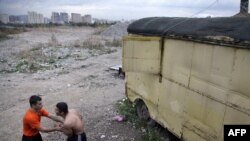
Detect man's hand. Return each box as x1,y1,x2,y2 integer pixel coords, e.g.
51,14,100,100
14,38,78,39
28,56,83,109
56,123,73,136
54,122,63,128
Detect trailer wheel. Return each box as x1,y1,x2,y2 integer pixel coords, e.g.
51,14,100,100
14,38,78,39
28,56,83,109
136,100,156,126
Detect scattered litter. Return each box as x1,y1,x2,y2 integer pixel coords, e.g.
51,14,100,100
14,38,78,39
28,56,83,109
109,64,125,78
109,65,122,71
101,135,106,138
67,84,71,87
112,135,118,138
112,115,124,122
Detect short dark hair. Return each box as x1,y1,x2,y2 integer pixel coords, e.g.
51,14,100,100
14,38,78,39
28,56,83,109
29,95,42,107
56,102,68,114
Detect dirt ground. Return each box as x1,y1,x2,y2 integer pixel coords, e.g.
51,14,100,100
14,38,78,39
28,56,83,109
0,27,143,141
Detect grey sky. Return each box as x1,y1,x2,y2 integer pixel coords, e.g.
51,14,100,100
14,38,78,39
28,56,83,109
0,0,245,20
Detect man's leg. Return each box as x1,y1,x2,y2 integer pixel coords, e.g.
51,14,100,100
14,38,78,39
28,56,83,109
33,133,43,141
22,133,43,141
80,133,87,141
22,135,30,141
67,136,72,141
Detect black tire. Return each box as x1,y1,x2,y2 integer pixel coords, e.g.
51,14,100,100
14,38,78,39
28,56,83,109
136,101,156,126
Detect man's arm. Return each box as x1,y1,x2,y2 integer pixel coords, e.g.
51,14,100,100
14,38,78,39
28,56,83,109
28,116,60,133
46,114,64,123
37,126,60,133
59,126,73,136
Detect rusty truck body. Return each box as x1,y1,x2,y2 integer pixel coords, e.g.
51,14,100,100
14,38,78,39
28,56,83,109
122,17,250,141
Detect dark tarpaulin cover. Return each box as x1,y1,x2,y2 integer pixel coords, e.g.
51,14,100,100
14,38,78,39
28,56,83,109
127,17,250,46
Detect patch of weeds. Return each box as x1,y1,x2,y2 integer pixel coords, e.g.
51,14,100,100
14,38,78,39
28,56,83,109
16,47,57,73
142,128,166,141
0,27,27,34
116,98,141,124
88,47,117,56
30,47,40,51
0,69,16,73
48,58,56,64
15,60,43,73
74,44,81,47
74,40,81,47
116,98,167,141
82,37,104,50
80,37,118,56
57,70,70,75
0,27,27,41
29,62,42,72
105,38,122,47
63,54,71,59
48,34,59,47
30,43,45,51
105,48,117,54
0,32,11,41
16,59,29,72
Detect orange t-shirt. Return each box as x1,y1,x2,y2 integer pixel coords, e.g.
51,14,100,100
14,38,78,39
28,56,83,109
22,108,49,136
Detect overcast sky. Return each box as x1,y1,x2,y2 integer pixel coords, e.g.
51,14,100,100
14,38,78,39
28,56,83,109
0,0,246,20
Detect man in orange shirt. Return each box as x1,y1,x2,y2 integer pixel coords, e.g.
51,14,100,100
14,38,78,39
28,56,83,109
22,95,63,141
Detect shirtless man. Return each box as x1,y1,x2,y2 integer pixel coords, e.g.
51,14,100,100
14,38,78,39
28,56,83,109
55,102,86,141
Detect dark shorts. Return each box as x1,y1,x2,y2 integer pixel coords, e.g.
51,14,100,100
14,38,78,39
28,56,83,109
22,133,43,141
67,132,87,141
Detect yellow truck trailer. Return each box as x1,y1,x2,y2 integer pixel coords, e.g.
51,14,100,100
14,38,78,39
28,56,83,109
122,17,250,141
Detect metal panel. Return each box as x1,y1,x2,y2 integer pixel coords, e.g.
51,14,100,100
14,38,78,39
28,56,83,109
162,39,194,87
230,50,250,97
122,35,161,74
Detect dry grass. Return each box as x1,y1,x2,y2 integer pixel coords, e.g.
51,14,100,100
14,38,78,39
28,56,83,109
0,32,9,41
0,27,28,41
4,33,119,73
48,34,59,47
16,46,48,72
105,38,122,47
82,37,105,49
0,27,27,35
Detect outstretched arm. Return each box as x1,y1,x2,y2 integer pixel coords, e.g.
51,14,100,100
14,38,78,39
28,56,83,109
29,116,61,133
46,114,64,123
37,126,60,133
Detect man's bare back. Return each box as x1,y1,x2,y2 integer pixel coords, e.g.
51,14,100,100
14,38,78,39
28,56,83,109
55,102,87,141
64,109,84,135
